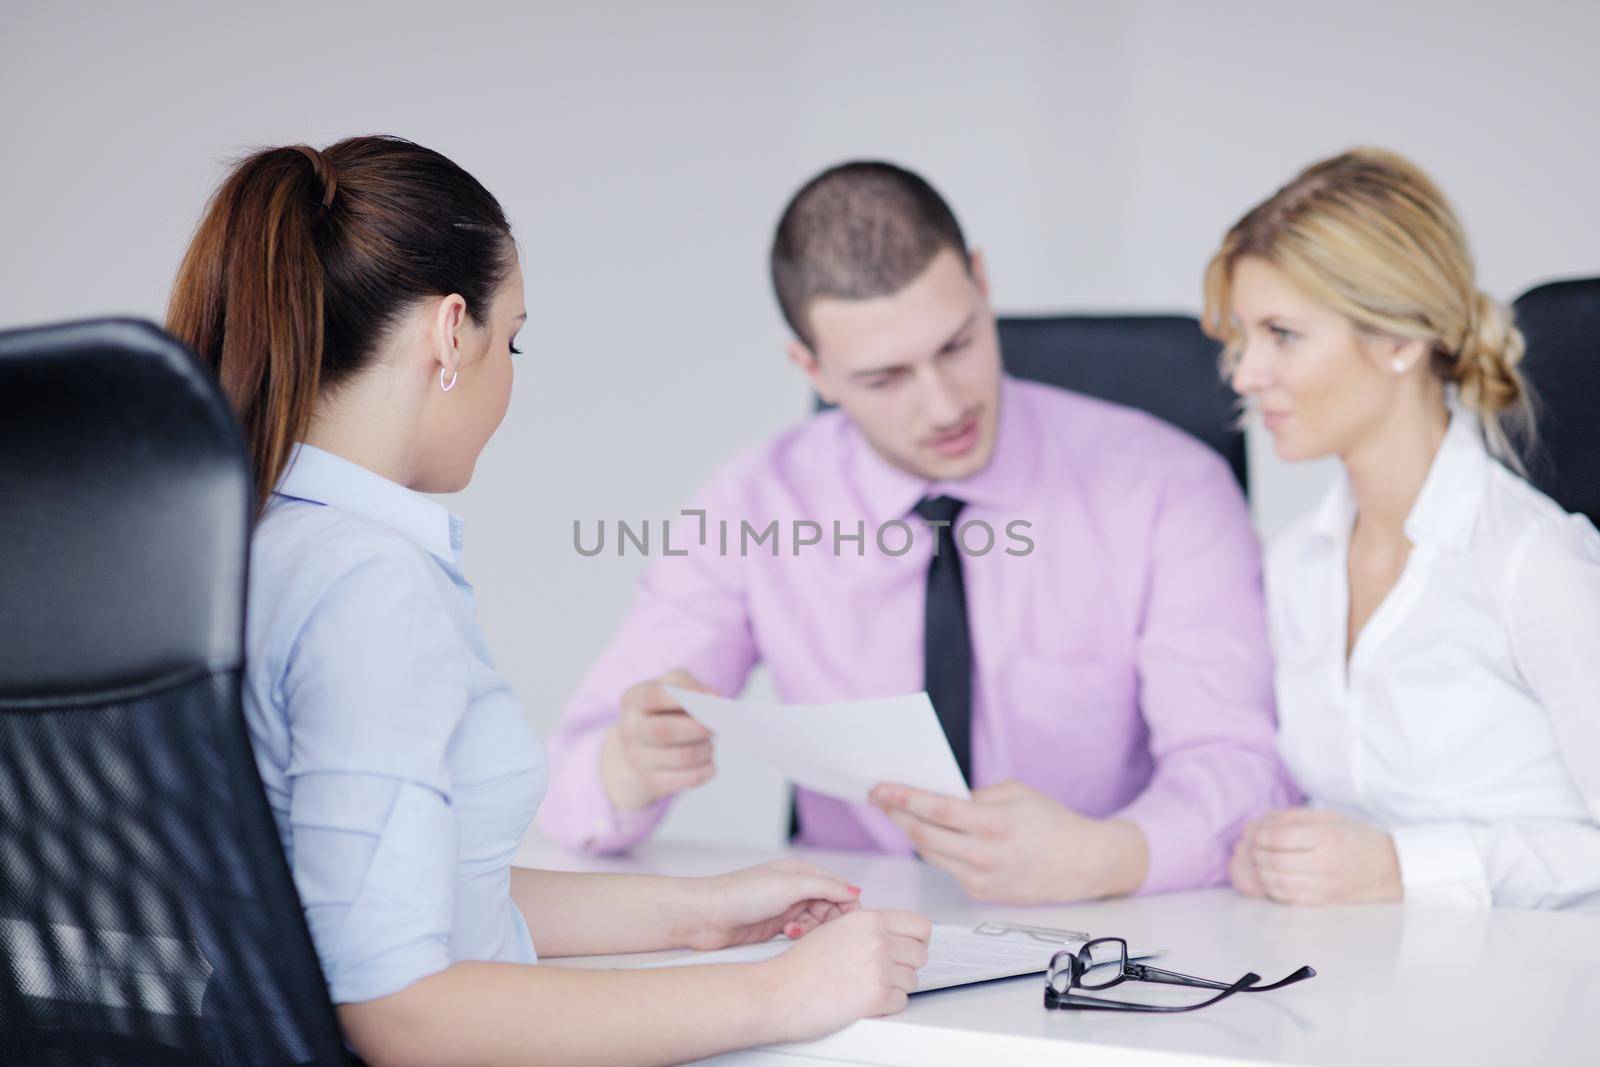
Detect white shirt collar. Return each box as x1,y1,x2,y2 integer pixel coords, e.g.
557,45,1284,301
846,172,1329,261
274,444,461,565
1312,409,1490,552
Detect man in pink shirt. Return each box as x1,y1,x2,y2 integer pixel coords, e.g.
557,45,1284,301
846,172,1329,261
541,162,1294,903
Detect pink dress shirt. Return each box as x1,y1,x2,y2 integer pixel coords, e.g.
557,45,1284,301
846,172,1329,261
541,377,1294,893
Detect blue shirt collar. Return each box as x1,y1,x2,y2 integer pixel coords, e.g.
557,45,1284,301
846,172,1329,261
274,444,462,566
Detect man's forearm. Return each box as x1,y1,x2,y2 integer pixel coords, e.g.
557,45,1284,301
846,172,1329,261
1085,817,1150,898
540,718,672,853
1117,746,1291,893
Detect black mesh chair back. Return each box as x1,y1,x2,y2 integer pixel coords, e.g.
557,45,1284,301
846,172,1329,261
1513,277,1600,528
996,314,1247,493
0,319,350,1065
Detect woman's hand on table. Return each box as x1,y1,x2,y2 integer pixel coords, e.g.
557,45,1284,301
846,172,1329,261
760,908,933,1042
673,858,863,951
1231,808,1403,905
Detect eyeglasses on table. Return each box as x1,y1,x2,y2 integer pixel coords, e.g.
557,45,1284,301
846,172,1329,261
1044,936,1316,1013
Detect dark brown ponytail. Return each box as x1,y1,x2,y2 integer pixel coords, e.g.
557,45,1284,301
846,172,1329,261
166,136,514,516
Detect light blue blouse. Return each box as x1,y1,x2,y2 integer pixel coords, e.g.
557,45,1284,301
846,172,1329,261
243,444,547,1003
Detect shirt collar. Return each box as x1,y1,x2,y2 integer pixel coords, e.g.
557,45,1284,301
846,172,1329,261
274,444,462,565
1403,409,1490,550
849,375,1039,523
1309,470,1356,543
1311,408,1490,551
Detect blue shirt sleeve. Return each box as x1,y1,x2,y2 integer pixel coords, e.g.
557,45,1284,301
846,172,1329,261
277,540,471,1003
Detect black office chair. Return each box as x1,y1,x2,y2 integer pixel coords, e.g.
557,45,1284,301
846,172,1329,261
996,314,1246,493
0,320,351,1065
1513,277,1600,528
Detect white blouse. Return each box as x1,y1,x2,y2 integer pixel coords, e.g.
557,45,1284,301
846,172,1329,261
1268,412,1600,910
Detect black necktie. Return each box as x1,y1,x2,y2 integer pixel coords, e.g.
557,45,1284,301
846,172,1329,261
914,495,972,785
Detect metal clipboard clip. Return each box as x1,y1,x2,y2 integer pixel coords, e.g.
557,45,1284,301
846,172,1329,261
972,920,1091,945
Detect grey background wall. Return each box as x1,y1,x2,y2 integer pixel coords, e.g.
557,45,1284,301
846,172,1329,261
4,1,1597,848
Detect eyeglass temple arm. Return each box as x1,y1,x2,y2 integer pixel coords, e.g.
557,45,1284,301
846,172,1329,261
1239,964,1317,991
1046,973,1261,1013
1133,963,1316,993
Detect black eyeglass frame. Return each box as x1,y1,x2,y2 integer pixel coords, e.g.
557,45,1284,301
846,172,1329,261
1043,937,1316,1013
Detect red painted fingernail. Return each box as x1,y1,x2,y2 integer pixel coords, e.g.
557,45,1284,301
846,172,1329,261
847,885,862,896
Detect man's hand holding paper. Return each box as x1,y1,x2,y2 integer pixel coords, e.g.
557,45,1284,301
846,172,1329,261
868,780,1150,905
662,686,970,805
600,669,719,811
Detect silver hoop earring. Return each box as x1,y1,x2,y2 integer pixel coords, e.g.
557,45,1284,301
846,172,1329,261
440,367,458,392
1390,357,1407,374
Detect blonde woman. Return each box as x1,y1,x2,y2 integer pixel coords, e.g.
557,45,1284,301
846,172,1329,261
1206,148,1600,910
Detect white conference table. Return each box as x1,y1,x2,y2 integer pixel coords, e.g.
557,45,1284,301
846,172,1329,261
517,838,1599,1067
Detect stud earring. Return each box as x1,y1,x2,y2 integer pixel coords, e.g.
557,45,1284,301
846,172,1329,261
1391,357,1407,374
440,367,458,392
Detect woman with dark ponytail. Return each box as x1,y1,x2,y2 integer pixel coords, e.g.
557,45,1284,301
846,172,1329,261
1204,147,1600,913
168,136,930,1066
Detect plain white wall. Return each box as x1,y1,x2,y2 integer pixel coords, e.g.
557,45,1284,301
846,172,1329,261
4,1,1597,847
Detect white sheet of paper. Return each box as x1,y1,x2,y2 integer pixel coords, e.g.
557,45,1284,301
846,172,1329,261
665,686,970,804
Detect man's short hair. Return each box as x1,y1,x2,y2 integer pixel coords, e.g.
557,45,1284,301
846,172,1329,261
770,161,970,345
